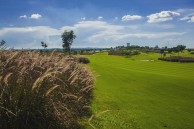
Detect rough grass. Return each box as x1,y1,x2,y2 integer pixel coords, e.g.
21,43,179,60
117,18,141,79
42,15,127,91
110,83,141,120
86,52,194,129
0,51,94,129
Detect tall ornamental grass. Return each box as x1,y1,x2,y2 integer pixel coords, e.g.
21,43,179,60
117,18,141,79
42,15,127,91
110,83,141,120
0,51,94,129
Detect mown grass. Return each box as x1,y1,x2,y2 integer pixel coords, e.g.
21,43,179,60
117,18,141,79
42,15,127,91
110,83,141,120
85,52,194,129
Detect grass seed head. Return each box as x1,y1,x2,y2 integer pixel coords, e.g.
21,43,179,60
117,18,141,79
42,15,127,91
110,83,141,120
0,50,94,129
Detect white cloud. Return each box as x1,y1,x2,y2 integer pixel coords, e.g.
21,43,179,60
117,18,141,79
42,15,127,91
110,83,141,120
86,30,185,44
81,17,86,20
30,13,42,19
19,14,42,20
114,17,118,20
176,9,194,23
180,16,190,21
9,24,14,27
180,16,194,23
176,8,194,14
97,16,103,20
0,26,60,49
0,26,59,36
0,20,187,48
122,15,143,21
60,21,126,34
147,11,180,23
188,16,194,22
60,21,185,45
19,15,27,19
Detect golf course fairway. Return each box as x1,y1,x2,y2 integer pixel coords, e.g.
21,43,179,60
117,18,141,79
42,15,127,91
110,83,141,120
85,52,194,129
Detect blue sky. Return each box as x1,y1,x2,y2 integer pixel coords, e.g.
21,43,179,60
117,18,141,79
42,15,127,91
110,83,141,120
0,0,194,49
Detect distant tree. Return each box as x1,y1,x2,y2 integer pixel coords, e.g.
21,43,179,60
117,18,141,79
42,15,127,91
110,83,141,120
164,46,168,50
187,49,192,52
160,49,164,58
168,48,173,54
0,40,6,49
0,40,6,46
154,45,159,49
145,46,150,49
41,42,48,49
61,30,76,54
176,45,186,52
172,45,186,56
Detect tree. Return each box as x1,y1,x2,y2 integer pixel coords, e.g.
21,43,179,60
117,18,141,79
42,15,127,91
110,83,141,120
154,45,159,49
0,40,6,49
0,40,5,46
164,46,168,50
176,45,186,52
160,49,164,58
172,45,186,56
41,42,48,49
61,30,76,54
188,49,192,52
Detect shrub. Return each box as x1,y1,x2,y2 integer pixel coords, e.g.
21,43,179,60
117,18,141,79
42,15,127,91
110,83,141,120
108,50,140,56
179,58,194,62
190,51,194,54
108,50,122,56
131,50,140,55
78,57,90,64
80,50,95,55
0,51,94,129
121,50,131,56
158,56,194,63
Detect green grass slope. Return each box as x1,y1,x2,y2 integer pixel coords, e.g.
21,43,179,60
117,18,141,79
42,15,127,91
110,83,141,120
86,52,194,129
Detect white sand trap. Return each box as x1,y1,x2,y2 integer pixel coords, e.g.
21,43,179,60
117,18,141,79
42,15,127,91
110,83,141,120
138,60,154,62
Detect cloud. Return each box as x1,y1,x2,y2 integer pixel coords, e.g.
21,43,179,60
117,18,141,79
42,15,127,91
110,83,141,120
9,24,14,27
19,14,42,20
180,16,194,23
61,21,185,46
180,16,190,21
97,16,103,20
86,29,185,44
114,17,118,20
177,9,194,23
122,15,143,21
19,15,27,19
176,8,194,14
0,20,187,49
30,13,42,19
188,16,194,22
147,11,180,23
81,17,86,20
0,26,60,49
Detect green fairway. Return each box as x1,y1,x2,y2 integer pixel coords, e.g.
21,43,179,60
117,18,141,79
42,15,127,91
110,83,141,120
85,52,194,129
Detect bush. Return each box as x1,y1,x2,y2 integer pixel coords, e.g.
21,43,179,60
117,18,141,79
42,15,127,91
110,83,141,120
78,57,90,64
131,50,140,55
190,51,194,54
179,58,194,62
108,50,140,56
0,51,94,129
158,56,194,63
108,50,122,56
80,50,95,55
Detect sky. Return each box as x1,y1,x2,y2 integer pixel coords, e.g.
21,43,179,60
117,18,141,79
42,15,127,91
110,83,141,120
0,0,194,49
